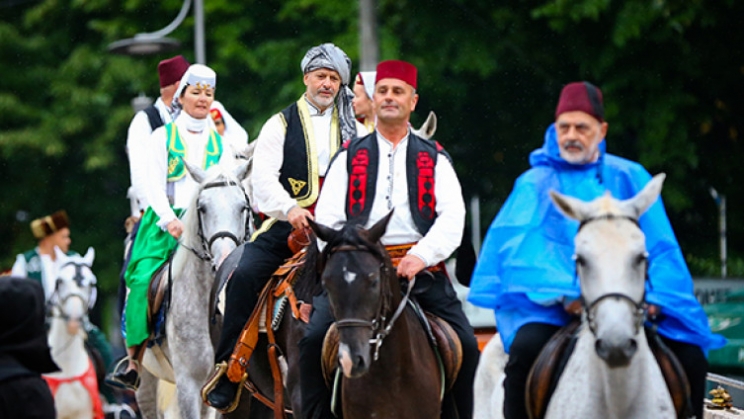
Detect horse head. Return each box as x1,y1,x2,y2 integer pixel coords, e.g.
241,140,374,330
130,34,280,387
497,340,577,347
50,246,97,335
309,212,396,378
182,159,252,270
549,173,666,368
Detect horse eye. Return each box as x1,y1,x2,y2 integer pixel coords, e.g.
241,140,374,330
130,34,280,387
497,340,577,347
635,252,648,265
198,205,206,214
573,254,586,267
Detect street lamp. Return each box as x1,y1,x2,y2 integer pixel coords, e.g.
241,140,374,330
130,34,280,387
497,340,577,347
107,0,206,65
709,187,727,278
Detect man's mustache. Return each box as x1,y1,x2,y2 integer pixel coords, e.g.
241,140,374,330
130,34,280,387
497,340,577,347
563,140,584,151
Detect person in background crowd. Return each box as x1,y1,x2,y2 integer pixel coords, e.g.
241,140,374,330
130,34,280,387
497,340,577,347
352,71,376,133
10,211,115,406
0,277,58,419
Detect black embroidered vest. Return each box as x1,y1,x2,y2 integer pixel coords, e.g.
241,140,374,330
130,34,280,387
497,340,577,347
278,99,341,208
344,132,448,235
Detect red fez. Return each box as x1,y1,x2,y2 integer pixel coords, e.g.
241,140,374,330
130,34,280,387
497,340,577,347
210,108,223,121
158,55,190,88
375,60,417,89
555,81,604,122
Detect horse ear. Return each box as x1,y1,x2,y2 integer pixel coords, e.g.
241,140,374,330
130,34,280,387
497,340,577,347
412,111,437,140
184,158,207,184
53,246,66,262
367,210,394,243
549,190,590,222
232,159,251,181
308,218,338,243
622,173,666,218
82,247,95,266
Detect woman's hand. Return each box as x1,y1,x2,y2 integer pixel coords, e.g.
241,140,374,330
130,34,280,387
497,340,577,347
167,219,185,239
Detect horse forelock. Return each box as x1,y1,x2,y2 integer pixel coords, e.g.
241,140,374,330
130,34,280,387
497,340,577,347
180,165,242,246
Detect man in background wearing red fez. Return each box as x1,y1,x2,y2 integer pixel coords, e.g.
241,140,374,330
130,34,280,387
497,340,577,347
302,60,479,419
469,82,724,419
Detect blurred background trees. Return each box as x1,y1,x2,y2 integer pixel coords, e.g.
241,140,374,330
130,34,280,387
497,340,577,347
1,0,742,312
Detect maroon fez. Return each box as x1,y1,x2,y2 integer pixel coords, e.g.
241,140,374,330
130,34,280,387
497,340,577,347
158,55,190,88
375,60,417,89
555,81,605,122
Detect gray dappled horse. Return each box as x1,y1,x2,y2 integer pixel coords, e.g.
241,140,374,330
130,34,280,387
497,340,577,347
473,174,676,419
136,160,252,419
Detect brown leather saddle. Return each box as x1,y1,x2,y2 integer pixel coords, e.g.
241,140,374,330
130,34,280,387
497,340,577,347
525,320,691,419
321,311,463,393
146,261,171,334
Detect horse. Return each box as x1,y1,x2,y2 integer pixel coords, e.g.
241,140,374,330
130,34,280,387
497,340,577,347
307,212,442,419
135,159,252,419
44,246,103,419
472,173,676,419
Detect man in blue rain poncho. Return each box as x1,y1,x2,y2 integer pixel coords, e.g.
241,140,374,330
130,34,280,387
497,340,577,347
468,81,725,419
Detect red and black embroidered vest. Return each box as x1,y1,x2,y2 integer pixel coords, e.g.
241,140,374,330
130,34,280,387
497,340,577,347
278,99,341,208
344,132,448,235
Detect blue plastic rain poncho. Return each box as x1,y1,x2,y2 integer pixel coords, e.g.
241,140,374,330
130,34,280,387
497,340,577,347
468,124,725,353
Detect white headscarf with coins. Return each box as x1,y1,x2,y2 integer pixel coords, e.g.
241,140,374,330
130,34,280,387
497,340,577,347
301,43,357,142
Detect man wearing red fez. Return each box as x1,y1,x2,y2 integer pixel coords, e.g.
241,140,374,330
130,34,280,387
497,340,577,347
298,60,479,419
469,82,723,419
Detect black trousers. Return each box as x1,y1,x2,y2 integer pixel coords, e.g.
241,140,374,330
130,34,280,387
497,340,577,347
214,221,293,363
299,270,480,419
503,322,708,419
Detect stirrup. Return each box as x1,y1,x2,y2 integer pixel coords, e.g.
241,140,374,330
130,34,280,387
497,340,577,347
105,357,141,391
201,361,247,414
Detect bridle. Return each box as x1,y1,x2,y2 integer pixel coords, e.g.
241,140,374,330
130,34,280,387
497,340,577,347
325,244,416,361
183,179,252,267
575,214,649,337
48,260,95,320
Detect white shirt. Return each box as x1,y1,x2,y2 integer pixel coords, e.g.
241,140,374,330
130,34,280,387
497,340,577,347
144,113,245,229
251,96,366,220
11,249,58,301
315,131,466,267
126,98,173,215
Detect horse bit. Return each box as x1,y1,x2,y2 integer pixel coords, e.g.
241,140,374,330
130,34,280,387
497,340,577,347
328,244,417,361
575,214,649,337
183,179,252,268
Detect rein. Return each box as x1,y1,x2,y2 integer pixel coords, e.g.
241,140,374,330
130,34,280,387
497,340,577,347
182,179,252,267
328,244,415,361
575,213,648,337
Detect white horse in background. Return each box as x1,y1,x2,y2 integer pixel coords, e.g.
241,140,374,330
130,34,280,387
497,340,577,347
136,160,252,419
44,247,102,419
473,174,676,419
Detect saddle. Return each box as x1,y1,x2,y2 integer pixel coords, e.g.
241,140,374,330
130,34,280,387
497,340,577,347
525,320,691,419
206,249,312,417
320,309,463,394
146,261,171,336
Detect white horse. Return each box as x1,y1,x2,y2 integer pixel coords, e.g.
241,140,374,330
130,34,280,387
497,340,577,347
473,173,676,419
44,247,102,419
137,160,252,419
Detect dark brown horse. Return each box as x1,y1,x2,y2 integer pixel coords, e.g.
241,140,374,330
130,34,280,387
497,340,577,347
309,213,442,419
212,238,323,419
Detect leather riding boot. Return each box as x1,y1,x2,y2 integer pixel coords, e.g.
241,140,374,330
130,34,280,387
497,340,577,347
205,374,239,411
107,344,143,391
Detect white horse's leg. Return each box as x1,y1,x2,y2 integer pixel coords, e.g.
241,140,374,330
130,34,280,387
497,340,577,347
473,334,508,419
136,367,163,419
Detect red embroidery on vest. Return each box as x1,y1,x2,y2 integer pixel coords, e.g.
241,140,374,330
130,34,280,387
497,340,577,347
349,149,370,216
417,151,436,219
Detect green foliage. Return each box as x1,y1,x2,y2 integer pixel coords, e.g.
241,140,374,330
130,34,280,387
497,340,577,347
1,0,743,320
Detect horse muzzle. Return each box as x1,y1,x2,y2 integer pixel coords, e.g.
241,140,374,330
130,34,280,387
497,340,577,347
595,336,638,368
338,342,371,378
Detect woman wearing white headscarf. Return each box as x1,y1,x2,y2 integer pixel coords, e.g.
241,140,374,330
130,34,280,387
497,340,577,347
113,64,243,390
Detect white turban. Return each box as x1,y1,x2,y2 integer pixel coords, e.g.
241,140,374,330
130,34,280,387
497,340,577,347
172,64,217,119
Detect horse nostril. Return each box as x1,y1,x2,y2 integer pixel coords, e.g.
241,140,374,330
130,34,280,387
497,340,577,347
355,354,366,369
623,338,638,359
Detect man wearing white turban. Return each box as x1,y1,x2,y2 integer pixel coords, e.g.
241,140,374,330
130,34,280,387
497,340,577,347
203,42,365,412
